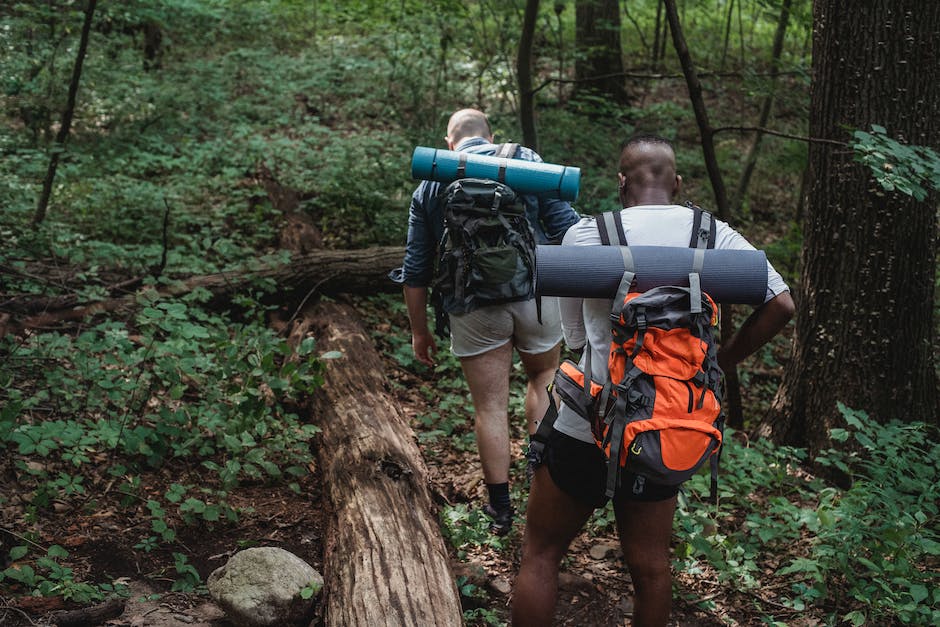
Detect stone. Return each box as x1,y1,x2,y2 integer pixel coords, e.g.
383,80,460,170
206,547,323,627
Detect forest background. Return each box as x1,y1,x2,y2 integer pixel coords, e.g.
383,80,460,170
0,1,938,626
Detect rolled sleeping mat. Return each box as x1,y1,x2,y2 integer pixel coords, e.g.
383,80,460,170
535,244,769,305
411,146,581,201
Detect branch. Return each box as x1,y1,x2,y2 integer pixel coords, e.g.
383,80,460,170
711,126,848,147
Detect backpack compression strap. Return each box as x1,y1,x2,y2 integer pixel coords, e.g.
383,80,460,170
453,142,519,181
585,211,634,394
687,202,723,503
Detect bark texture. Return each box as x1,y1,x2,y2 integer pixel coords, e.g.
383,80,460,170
305,302,462,627
765,0,939,450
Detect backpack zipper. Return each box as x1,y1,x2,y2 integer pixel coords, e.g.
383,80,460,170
683,380,694,413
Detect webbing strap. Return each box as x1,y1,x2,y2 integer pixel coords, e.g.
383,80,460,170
583,345,593,397
605,399,629,498
457,153,467,179
688,203,716,249
698,211,713,248
610,246,635,319
528,383,558,466
689,273,702,314
494,143,518,159
491,189,503,211
494,143,518,183
692,247,705,274
596,211,624,246
612,270,635,319
596,216,611,246
612,211,627,246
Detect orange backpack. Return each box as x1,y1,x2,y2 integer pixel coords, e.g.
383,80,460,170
531,205,724,498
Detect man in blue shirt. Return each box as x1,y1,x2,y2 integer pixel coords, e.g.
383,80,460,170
397,108,579,534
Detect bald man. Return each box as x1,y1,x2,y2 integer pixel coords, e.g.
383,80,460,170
512,134,794,625
396,108,580,535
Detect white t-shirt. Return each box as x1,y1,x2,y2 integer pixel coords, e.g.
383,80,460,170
554,206,790,443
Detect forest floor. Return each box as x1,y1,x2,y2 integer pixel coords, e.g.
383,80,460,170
1,292,789,627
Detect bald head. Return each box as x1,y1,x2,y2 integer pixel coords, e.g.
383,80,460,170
446,108,493,147
618,135,681,207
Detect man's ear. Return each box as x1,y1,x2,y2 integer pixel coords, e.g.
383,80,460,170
618,173,627,207
673,174,682,199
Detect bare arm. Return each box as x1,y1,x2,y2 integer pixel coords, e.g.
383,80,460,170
403,285,437,366
717,291,795,372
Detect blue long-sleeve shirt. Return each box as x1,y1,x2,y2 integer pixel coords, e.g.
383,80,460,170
398,137,580,289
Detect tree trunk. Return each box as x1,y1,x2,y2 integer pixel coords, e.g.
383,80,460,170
664,0,746,429
33,0,97,225
303,302,463,627
518,0,540,150
651,0,663,68
764,0,939,453
720,0,735,72
574,0,629,104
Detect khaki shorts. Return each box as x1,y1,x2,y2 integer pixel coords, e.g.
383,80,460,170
449,297,563,358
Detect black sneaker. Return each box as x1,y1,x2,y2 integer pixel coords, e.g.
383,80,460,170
483,503,514,536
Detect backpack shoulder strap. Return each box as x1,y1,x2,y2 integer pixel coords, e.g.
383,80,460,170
493,143,519,184
688,202,716,249
596,210,627,247
494,142,519,159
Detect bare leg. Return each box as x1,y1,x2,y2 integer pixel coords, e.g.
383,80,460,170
614,496,678,627
517,342,561,435
512,465,594,626
460,342,514,484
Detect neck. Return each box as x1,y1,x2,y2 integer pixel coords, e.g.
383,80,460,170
623,191,673,208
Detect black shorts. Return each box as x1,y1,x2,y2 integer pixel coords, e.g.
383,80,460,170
541,428,680,509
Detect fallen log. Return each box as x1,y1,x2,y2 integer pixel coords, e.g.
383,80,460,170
302,302,462,627
7,246,404,330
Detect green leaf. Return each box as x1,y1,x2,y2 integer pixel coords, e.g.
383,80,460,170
9,546,29,561
910,583,928,603
182,498,206,514
47,545,69,559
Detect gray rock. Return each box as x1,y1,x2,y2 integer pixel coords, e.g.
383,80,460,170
207,547,323,627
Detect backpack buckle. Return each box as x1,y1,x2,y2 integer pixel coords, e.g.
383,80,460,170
491,190,502,211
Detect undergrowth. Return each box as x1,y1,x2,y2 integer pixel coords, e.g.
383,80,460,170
367,294,940,626
0,288,325,596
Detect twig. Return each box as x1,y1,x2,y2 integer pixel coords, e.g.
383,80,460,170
285,273,338,328
0,526,48,554
710,125,848,147
0,601,44,627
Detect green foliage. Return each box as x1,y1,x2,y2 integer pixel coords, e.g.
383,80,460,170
459,574,505,626
0,0,825,618
676,409,940,625
0,291,323,599
812,404,940,625
852,124,940,201
440,504,509,558
299,579,322,600
1,544,129,603
2,296,323,487
170,552,202,592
